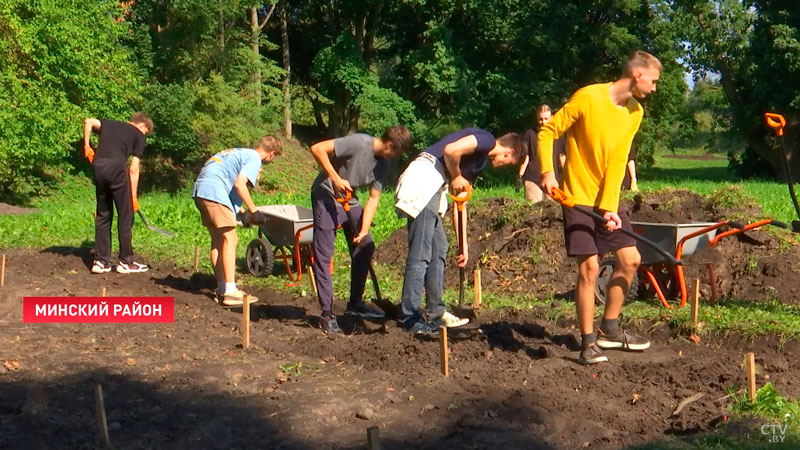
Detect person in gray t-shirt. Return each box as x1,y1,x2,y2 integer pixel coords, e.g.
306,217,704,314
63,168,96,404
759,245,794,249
310,126,412,333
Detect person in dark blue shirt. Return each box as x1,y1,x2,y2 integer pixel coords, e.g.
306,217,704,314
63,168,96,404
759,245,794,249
395,128,524,334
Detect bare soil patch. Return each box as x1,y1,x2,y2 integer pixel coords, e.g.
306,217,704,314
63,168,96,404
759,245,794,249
2,188,800,449
0,202,39,216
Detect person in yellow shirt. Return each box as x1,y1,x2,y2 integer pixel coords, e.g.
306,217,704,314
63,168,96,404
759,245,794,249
538,51,662,364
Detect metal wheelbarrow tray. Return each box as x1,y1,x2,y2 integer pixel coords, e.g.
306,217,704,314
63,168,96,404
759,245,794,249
242,205,314,283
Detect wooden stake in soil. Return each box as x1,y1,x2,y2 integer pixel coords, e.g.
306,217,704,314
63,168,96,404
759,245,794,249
243,297,251,350
101,287,106,298
307,265,318,295
366,426,381,450
94,383,111,447
473,268,482,308
747,352,757,403
691,279,700,327
193,246,200,272
440,325,449,377
1,254,5,288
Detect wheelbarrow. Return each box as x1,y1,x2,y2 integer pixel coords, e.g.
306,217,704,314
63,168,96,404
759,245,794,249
595,219,787,308
241,205,315,285
595,221,722,308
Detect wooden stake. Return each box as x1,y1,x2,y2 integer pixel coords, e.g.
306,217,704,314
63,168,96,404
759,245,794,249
193,246,200,272
440,325,449,377
691,279,700,327
473,268,482,309
366,426,381,450
101,287,106,298
94,383,111,447
1,254,5,288
307,265,318,295
243,298,250,350
747,352,756,404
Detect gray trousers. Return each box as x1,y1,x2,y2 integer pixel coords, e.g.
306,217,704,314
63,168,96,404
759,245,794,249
311,190,374,314
400,193,448,326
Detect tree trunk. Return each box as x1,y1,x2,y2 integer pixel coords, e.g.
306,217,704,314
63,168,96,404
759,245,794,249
280,0,292,138
217,0,225,53
250,6,261,107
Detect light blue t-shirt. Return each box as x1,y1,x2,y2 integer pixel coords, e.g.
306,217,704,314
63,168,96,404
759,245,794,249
192,148,262,213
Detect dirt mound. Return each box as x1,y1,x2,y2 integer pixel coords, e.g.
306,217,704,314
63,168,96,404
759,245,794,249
376,190,800,304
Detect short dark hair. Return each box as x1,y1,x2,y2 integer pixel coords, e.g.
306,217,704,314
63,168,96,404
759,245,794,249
255,135,283,155
129,112,153,134
538,104,552,114
381,125,412,154
623,51,663,77
497,132,524,164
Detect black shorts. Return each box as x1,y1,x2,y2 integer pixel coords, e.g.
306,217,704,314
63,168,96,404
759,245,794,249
562,206,637,257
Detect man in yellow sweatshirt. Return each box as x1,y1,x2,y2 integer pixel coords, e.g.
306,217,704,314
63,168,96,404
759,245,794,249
538,51,662,364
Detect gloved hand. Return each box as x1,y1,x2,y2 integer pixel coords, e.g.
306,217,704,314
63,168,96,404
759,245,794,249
630,179,639,192
132,196,139,212
249,211,267,225
515,176,522,192
84,144,95,163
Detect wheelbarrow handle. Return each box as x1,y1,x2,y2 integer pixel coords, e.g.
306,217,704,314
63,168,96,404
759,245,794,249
765,113,786,136
551,188,681,266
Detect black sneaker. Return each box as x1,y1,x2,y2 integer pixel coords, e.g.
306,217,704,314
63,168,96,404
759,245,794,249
578,343,609,365
404,320,439,335
345,301,385,319
320,315,341,334
596,329,651,351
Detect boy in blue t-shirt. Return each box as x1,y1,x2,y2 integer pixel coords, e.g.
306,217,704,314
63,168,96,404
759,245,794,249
395,129,524,334
193,136,283,307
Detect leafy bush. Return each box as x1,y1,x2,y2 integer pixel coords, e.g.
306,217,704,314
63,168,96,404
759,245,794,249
0,0,143,202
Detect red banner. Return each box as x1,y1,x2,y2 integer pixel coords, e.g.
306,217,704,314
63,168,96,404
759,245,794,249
23,297,174,323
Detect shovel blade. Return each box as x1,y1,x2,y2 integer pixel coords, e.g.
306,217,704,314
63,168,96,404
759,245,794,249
450,304,477,321
372,297,402,320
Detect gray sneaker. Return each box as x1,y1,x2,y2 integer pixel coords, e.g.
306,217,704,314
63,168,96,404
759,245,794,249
578,343,609,365
320,315,341,334
404,321,439,335
596,329,651,351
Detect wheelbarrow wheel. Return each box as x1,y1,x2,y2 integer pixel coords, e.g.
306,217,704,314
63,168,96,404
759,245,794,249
594,257,639,305
246,238,274,277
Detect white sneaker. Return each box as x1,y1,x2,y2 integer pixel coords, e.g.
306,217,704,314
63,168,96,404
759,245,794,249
439,311,469,328
116,261,149,273
91,260,113,274
221,289,258,307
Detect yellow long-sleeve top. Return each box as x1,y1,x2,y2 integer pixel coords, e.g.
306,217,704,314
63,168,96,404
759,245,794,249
538,82,642,213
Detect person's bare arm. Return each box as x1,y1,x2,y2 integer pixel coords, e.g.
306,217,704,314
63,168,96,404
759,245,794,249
353,188,381,244
129,156,140,210
518,154,529,177
443,135,478,193
310,139,352,194
627,160,639,192
233,172,258,214
83,119,101,146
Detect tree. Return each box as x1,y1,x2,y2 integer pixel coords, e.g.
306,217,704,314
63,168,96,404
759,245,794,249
0,0,143,201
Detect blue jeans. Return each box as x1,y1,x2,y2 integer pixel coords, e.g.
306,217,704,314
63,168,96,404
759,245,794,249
401,193,447,327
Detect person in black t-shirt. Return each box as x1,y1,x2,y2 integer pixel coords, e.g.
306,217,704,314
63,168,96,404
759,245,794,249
621,144,639,192
517,105,565,202
83,112,153,274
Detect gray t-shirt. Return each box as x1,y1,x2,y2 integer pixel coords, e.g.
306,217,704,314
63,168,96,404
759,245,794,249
311,133,389,204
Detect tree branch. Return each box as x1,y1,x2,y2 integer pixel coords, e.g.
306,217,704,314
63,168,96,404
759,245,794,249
259,4,276,31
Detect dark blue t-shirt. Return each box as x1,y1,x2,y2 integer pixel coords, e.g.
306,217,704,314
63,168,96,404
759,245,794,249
423,128,496,182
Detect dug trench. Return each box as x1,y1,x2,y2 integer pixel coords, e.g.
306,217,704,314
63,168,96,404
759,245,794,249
1,189,799,449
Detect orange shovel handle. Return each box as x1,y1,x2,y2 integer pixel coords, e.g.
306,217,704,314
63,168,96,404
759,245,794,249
765,113,786,136
550,187,575,207
335,190,352,212
449,185,472,211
